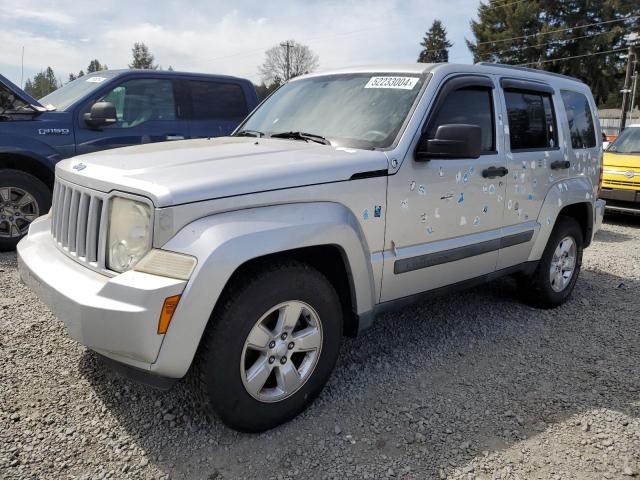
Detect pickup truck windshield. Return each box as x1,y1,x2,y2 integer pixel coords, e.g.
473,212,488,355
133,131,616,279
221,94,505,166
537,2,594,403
607,127,640,154
39,72,119,111
238,73,427,149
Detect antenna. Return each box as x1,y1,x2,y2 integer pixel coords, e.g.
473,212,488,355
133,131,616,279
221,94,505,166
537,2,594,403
21,46,24,88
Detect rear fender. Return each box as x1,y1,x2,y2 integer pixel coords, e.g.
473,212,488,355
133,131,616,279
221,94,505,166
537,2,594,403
529,177,596,261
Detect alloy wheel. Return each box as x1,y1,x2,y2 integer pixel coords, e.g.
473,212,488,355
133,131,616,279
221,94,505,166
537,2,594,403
240,301,323,403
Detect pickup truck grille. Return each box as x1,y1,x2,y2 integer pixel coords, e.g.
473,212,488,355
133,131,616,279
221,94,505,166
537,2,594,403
51,179,106,266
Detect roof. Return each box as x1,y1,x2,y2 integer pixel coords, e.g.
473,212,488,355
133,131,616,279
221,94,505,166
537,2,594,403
295,62,586,87
86,69,250,83
296,63,436,80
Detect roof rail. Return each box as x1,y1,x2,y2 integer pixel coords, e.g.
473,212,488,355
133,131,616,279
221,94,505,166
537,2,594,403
475,62,583,83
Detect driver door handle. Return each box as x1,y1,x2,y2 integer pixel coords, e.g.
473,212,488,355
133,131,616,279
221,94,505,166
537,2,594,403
551,160,571,170
166,134,185,141
482,166,509,178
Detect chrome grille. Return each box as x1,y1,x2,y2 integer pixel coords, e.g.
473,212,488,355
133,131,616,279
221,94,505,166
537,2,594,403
51,179,106,266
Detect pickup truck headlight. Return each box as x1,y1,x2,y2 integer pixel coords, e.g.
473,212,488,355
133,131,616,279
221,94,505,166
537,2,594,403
107,197,152,273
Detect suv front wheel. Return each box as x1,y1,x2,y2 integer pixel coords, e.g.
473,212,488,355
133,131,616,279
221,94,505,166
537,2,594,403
192,260,343,432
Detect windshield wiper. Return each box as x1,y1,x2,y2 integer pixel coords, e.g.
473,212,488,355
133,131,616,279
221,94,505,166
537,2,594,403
270,131,332,146
235,129,265,138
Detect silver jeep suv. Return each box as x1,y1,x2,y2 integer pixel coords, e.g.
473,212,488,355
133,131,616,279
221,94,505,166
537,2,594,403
18,63,605,431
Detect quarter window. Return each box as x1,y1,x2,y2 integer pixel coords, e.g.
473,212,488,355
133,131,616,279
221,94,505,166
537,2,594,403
561,90,596,149
100,78,176,128
188,81,248,121
505,90,557,150
428,87,495,152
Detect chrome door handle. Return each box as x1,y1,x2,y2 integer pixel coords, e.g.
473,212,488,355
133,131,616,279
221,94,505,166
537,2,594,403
166,135,185,140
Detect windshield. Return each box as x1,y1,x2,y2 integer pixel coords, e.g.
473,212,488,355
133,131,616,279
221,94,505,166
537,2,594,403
38,72,119,110
607,127,640,154
237,73,427,149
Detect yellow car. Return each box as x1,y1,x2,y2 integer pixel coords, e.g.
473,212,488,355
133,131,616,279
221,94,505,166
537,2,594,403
600,124,640,214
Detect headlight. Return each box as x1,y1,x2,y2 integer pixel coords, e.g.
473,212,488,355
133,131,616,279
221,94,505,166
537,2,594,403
107,197,152,273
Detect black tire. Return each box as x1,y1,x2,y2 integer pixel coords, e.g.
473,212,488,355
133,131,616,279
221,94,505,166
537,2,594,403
0,169,51,252
517,216,583,308
191,260,343,432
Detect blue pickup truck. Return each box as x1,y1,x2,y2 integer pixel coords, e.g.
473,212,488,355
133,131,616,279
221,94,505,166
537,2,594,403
0,69,258,250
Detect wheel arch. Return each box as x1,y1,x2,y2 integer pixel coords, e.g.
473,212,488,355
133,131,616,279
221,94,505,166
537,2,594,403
151,202,378,378
529,178,596,261
0,152,55,190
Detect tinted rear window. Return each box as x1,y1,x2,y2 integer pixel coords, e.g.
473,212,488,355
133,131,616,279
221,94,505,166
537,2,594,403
505,90,557,150
189,81,247,121
561,90,596,149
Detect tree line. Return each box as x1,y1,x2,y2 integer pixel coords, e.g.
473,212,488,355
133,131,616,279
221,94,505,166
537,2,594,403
24,0,640,108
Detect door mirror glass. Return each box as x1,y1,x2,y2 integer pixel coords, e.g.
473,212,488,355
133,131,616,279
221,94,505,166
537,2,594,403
416,124,482,160
83,101,117,128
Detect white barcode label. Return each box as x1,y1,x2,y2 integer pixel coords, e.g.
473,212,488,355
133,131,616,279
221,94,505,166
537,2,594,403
364,76,419,90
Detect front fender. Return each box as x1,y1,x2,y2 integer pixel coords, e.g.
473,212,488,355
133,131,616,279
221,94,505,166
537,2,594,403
151,202,377,378
529,177,595,261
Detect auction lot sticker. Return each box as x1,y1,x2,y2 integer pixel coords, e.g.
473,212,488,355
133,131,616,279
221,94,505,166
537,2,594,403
365,76,419,89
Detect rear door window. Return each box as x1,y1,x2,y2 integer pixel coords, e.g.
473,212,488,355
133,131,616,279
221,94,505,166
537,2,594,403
188,81,248,122
561,90,596,149
505,90,557,150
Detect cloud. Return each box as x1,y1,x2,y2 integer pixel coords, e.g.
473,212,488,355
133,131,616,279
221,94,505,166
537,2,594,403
0,6,75,25
0,0,476,86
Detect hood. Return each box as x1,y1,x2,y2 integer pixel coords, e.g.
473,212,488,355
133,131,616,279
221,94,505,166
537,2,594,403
0,73,47,114
603,152,640,169
56,137,390,207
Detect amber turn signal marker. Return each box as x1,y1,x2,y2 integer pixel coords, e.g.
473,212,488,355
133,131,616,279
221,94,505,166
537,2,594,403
158,295,181,334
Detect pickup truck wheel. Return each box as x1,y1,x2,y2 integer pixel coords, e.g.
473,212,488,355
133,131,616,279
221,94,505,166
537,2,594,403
517,216,583,308
192,260,343,432
0,170,51,252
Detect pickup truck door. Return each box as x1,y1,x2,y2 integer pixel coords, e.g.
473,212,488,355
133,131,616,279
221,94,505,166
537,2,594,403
381,74,508,302
75,77,189,155
183,79,251,138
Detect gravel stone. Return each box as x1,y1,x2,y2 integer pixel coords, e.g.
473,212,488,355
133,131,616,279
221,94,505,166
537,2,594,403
1,214,639,479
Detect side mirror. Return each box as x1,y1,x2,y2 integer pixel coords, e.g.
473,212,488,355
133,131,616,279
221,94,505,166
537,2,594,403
415,124,482,161
83,101,117,128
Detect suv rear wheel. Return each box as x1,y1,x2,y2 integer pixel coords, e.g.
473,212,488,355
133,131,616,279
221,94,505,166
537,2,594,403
192,260,343,432
517,216,583,308
0,169,51,251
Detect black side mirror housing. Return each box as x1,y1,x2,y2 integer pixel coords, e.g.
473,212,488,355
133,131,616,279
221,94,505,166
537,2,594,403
83,101,117,128
415,124,482,161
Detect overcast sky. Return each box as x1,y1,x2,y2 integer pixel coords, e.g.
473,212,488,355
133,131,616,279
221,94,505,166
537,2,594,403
0,0,478,88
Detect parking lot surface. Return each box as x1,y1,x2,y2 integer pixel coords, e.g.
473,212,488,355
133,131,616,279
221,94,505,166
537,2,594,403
1,215,639,480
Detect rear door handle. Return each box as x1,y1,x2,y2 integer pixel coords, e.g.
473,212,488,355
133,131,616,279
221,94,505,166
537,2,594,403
482,166,509,178
551,160,571,170
166,134,185,141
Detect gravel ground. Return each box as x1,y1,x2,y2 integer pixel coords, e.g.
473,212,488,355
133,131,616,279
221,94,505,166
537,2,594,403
1,214,640,480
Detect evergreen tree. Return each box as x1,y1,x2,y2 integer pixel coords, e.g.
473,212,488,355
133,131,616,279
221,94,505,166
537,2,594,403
129,42,158,69
24,67,59,98
68,73,77,82
417,20,453,63
78,70,85,77
87,59,107,73
467,0,639,105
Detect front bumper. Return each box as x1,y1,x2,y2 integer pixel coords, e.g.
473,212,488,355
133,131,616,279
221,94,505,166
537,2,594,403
599,188,640,214
17,215,186,374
